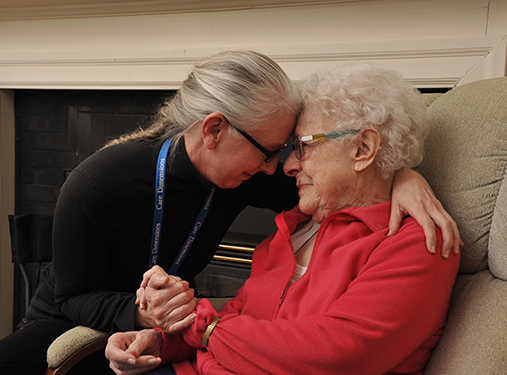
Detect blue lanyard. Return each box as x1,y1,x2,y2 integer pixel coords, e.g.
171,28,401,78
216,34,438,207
149,138,216,273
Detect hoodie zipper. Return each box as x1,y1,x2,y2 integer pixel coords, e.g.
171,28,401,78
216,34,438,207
278,290,287,308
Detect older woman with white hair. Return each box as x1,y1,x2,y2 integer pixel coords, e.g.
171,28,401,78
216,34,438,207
105,63,460,375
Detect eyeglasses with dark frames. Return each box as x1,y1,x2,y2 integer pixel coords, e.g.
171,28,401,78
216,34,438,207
226,119,287,163
292,130,360,160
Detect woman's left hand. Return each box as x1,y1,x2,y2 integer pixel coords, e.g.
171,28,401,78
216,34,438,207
105,330,162,375
389,169,462,258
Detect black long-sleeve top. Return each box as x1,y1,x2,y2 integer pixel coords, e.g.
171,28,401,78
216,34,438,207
27,139,298,334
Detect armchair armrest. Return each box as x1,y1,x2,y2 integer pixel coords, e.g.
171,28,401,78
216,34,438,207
46,326,108,375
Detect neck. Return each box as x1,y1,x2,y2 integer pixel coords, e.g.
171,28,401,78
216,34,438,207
184,131,212,183
311,171,392,224
350,169,393,208
360,173,392,206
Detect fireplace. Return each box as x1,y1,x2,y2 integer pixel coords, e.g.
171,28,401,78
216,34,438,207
11,88,281,326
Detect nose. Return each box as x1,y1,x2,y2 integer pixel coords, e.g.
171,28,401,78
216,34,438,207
283,150,301,177
259,156,279,175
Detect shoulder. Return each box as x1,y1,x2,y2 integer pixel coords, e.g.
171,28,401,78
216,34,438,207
78,141,156,173
375,216,459,273
63,141,157,197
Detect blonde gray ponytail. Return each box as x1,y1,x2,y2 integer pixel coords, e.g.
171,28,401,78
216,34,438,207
104,50,299,149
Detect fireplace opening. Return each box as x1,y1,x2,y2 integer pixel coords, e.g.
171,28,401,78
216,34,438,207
12,89,279,327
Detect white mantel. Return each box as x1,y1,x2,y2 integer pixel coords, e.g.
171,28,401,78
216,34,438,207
0,0,506,89
1,0,506,338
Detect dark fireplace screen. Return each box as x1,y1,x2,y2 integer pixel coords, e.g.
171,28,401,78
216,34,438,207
12,89,281,327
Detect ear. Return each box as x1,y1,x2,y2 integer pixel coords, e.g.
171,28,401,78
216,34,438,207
201,112,228,150
352,128,381,172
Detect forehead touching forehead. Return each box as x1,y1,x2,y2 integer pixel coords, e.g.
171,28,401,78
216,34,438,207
260,110,296,138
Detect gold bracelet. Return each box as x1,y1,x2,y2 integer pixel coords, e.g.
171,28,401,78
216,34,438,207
202,316,221,347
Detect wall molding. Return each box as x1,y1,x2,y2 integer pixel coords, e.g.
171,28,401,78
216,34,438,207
0,35,505,89
0,0,372,21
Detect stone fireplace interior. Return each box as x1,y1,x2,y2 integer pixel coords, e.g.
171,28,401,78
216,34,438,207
1,0,506,337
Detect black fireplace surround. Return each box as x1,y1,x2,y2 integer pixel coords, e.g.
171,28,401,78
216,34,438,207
12,89,281,328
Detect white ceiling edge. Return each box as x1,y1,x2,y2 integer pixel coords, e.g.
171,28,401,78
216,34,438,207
0,0,378,21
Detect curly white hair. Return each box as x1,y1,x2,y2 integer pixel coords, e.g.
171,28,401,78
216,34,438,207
299,63,429,179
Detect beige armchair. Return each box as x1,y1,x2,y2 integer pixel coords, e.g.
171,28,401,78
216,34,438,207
419,77,507,374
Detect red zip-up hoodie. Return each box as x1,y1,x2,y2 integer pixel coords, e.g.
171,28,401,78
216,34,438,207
160,201,459,375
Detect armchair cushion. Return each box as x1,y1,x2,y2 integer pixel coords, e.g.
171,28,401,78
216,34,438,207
419,77,507,374
418,77,507,277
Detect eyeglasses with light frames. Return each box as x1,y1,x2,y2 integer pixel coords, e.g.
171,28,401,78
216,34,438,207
226,119,287,163
292,130,360,160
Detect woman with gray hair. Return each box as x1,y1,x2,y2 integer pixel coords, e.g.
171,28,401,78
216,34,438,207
105,63,460,375
1,49,301,375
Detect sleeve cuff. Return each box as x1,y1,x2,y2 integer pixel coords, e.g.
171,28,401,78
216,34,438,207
152,327,196,366
182,298,220,349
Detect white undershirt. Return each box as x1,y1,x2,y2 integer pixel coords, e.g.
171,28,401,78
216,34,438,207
288,219,320,286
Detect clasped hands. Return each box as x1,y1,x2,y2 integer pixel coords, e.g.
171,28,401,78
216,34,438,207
134,265,197,333
107,266,196,375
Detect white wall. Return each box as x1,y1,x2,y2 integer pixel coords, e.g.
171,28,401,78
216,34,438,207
0,0,506,338
0,0,506,89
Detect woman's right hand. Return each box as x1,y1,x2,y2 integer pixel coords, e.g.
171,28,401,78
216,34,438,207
135,266,197,333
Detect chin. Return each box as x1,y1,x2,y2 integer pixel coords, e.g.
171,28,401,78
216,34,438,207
301,203,326,223
299,203,316,217
220,179,244,190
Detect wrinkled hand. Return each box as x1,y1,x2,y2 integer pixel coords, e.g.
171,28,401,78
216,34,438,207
389,169,462,258
135,266,197,333
105,330,162,375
